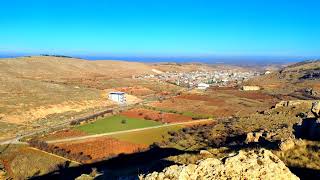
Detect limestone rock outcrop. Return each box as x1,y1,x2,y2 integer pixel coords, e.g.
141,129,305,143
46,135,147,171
279,138,296,151
275,100,313,108
75,174,94,180
245,130,276,144
311,101,320,118
141,149,299,180
294,101,320,140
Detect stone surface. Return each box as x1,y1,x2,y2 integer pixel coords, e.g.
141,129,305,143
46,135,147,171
279,138,296,151
245,131,263,143
200,150,212,156
275,100,313,108
245,130,276,144
75,174,94,180
311,101,320,118
142,149,299,180
294,101,320,140
0,170,6,180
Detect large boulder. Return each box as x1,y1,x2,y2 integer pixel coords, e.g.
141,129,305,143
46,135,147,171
141,149,299,180
275,100,313,108
305,88,318,97
294,101,320,140
294,118,320,140
245,132,262,143
279,138,296,151
75,174,94,180
245,130,276,144
311,101,320,118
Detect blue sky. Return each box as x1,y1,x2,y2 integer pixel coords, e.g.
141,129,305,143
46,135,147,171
0,0,319,59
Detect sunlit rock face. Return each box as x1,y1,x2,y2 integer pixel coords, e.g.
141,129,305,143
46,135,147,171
141,149,299,180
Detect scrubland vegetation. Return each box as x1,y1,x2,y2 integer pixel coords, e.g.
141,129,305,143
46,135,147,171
0,144,78,179
0,57,319,179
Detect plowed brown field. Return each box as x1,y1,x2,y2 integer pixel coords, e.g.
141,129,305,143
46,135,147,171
150,89,278,118
41,129,88,141
115,86,154,96
55,137,148,162
121,108,192,123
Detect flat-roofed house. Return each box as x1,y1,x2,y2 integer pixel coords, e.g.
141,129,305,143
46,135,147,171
197,83,210,90
242,86,261,91
108,92,126,104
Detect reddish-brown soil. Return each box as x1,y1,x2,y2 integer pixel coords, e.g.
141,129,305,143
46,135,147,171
208,87,275,101
157,91,171,96
175,94,227,106
1,159,13,177
219,90,275,101
41,129,88,141
150,90,278,118
55,137,147,162
121,108,193,123
115,86,154,96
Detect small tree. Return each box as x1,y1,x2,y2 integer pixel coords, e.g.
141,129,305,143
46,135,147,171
121,119,127,124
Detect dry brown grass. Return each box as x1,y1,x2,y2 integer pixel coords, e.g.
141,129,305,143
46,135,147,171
0,56,180,140
245,60,320,95
274,140,320,171
0,145,77,179
149,89,277,118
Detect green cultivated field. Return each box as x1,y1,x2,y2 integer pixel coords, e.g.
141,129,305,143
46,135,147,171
75,115,162,134
110,125,183,145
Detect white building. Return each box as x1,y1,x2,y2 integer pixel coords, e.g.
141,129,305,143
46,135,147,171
108,92,126,104
242,86,261,91
265,70,271,75
197,83,210,90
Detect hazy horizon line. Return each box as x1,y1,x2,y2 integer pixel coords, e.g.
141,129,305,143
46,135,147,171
0,53,319,65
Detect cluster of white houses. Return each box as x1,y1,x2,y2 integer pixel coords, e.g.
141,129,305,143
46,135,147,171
134,70,261,90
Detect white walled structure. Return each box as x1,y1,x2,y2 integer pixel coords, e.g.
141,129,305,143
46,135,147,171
108,92,126,104
242,86,261,91
197,83,210,90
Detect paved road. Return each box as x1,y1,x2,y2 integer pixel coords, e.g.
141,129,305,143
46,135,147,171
47,119,213,144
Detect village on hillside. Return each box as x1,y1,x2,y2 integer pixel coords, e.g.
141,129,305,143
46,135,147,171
134,70,265,89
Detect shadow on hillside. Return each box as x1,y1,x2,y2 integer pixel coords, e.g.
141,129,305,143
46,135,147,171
30,146,195,180
289,166,320,179
293,117,320,141
215,133,280,151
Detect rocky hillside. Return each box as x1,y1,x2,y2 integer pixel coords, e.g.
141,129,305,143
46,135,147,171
141,149,299,180
245,60,320,98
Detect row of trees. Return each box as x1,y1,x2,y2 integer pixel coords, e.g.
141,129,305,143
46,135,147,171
40,54,74,58
70,109,113,126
